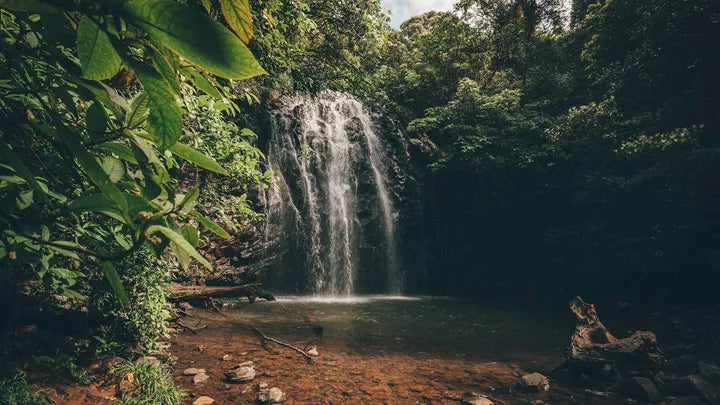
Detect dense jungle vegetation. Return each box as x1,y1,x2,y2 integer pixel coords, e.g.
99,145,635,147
0,0,718,403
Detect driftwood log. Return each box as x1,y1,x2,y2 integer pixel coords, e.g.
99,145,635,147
564,296,665,379
168,283,275,303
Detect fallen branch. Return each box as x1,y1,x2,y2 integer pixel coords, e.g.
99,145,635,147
173,319,207,334
252,328,313,361
168,283,263,301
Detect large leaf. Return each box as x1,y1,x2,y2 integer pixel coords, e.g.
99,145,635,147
151,50,181,95
55,125,129,218
169,142,228,175
190,211,231,239
0,0,60,13
68,194,125,222
86,101,108,136
101,156,125,183
181,67,223,99
218,0,253,44
77,17,122,80
127,61,183,149
125,92,149,129
102,262,129,309
99,142,138,164
146,225,212,270
123,0,265,80
134,131,228,175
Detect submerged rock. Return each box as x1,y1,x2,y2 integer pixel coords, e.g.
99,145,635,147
257,383,284,404
664,396,706,405
225,361,256,382
615,377,662,403
668,375,719,404
519,373,550,392
462,395,494,405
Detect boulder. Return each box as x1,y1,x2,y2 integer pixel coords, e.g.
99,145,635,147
519,373,550,393
666,355,700,374
615,377,662,403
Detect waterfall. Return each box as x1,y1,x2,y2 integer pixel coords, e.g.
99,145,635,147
264,92,406,295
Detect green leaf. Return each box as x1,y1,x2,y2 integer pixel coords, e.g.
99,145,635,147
101,156,125,183
0,0,60,13
151,50,181,95
146,225,212,269
68,194,125,222
99,142,138,164
125,92,150,129
102,262,129,310
180,224,199,247
86,102,107,135
77,16,122,80
123,0,265,80
169,142,228,175
55,125,129,219
75,79,128,121
127,61,183,149
219,0,253,44
0,142,45,198
182,67,223,99
190,211,231,239
16,190,33,210
178,186,199,214
200,0,212,13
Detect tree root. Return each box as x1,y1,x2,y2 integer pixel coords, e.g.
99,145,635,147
252,328,313,361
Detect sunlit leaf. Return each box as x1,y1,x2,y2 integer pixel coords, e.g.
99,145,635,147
190,211,231,239
146,225,212,269
218,0,253,44
77,16,122,80
123,0,265,80
101,156,125,183
125,92,149,129
180,224,199,247
182,67,223,99
127,60,183,149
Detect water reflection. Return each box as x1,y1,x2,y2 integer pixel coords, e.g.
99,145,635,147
215,296,569,366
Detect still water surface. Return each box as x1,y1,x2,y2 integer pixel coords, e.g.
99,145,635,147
219,296,570,367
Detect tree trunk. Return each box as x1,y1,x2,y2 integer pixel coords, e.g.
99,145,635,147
168,283,274,303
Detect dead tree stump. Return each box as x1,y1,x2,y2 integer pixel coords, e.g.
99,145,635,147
563,296,665,379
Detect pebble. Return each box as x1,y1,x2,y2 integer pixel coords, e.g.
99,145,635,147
225,361,256,382
307,346,319,356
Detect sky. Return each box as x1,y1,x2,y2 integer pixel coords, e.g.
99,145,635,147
381,0,456,28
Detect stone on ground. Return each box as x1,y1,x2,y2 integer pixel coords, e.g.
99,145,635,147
225,361,256,382
183,367,203,376
519,373,550,392
192,396,215,405
193,371,210,384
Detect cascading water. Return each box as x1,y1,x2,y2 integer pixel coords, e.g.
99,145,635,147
263,92,411,295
